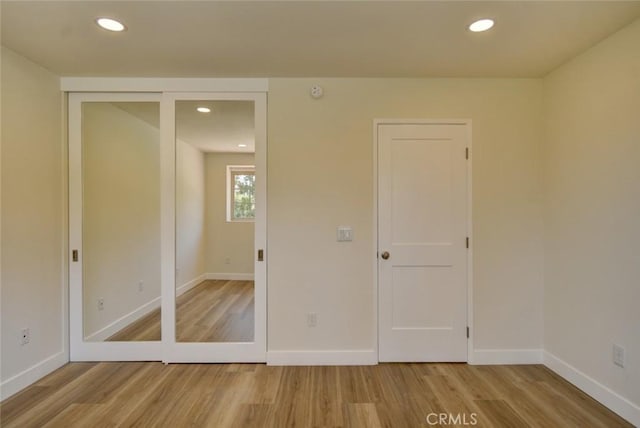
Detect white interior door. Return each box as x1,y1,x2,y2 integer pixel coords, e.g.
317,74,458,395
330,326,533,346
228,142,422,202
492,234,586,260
377,121,470,362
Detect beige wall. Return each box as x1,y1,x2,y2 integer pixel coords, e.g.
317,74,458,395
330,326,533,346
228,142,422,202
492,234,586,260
543,19,640,406
3,21,636,413
1,47,64,389
82,103,161,339
1,17,637,419
267,78,544,352
205,152,255,275
0,52,545,396
176,140,206,287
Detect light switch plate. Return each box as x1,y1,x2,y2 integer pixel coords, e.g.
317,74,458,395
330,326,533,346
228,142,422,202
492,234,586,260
337,226,353,242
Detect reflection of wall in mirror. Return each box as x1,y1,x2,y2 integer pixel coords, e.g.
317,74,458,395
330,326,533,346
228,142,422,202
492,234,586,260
176,140,206,294
206,153,255,277
83,103,160,340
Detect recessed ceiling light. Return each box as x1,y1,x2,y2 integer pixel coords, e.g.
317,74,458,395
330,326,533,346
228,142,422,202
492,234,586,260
196,107,211,113
238,144,248,148
96,17,126,32
468,18,494,33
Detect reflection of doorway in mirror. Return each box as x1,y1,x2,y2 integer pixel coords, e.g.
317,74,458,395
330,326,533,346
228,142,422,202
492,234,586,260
175,100,256,343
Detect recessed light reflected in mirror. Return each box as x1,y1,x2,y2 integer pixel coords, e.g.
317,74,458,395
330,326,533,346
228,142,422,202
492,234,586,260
196,107,211,113
468,18,494,33
238,144,248,148
96,17,126,32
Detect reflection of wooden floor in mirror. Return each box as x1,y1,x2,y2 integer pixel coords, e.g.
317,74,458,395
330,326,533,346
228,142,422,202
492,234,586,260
106,308,161,341
107,280,254,342
177,280,254,342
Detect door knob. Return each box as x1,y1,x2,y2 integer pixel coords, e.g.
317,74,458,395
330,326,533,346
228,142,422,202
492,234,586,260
381,251,390,260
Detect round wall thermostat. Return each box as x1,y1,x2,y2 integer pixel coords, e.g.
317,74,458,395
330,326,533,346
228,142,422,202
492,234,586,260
310,85,324,99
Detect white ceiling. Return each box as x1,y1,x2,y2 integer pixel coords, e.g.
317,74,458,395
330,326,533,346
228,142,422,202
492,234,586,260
4,1,639,152
2,1,640,78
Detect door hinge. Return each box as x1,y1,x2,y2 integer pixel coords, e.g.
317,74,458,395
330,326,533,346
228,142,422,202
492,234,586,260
465,147,469,160
466,237,469,249
72,249,79,262
257,249,264,262
466,326,470,338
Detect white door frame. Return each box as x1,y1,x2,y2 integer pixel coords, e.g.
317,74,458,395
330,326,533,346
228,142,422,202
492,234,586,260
372,119,473,363
67,78,268,362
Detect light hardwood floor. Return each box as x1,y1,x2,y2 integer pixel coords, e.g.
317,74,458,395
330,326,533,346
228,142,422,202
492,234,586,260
0,362,631,427
107,280,254,342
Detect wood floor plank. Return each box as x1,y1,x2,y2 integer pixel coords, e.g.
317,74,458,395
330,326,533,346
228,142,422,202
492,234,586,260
0,386,52,424
41,403,106,428
0,360,98,423
338,366,385,404
118,364,208,426
422,371,481,417
474,366,568,428
75,363,150,404
1,363,633,428
0,363,133,428
230,404,273,428
474,399,530,428
442,363,504,402
536,366,632,427
374,398,434,428
37,362,98,388
242,363,283,405
86,363,172,426
344,402,382,428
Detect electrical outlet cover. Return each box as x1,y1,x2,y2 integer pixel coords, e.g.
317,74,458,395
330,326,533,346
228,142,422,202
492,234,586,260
20,328,30,345
613,344,625,368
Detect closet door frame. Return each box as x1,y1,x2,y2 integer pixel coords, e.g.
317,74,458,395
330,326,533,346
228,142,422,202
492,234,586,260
66,78,268,362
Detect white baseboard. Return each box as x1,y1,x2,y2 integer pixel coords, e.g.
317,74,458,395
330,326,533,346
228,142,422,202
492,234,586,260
267,350,377,366
544,351,639,426
176,274,206,297
206,272,255,281
469,348,543,365
84,296,161,342
1,351,68,401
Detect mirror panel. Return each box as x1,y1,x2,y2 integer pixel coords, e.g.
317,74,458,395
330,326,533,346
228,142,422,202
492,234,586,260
175,100,255,343
82,101,161,341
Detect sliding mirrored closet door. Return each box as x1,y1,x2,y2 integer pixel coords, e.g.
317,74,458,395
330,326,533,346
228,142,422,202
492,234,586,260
69,93,163,360
164,93,266,362
69,90,266,363
175,99,255,343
